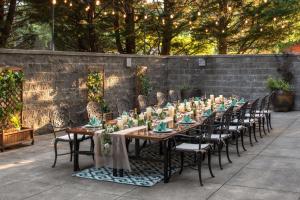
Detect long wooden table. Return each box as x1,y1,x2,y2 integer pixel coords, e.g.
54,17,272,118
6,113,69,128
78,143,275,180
67,122,202,183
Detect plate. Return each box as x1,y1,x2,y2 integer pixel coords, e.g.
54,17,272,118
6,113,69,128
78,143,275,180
153,128,173,133
179,120,196,124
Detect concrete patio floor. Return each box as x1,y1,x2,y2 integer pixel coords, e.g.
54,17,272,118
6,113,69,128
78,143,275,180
1,112,300,200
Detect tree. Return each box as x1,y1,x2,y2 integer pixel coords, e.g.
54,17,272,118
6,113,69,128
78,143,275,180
0,0,17,47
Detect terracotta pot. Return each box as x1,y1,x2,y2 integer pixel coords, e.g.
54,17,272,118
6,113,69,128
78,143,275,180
181,88,202,100
272,90,295,112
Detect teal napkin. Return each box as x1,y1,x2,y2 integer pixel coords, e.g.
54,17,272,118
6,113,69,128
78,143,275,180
238,98,245,104
218,103,226,112
195,97,200,101
155,122,167,132
184,99,188,105
122,111,128,116
166,102,172,107
183,115,192,123
88,117,101,126
203,109,212,117
231,99,238,107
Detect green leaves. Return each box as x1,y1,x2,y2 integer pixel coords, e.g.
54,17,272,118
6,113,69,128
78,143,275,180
266,77,292,92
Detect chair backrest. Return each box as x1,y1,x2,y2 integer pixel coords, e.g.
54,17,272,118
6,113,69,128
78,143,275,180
266,92,275,111
86,101,102,120
221,106,234,133
259,95,268,113
168,90,179,102
157,92,167,108
201,112,216,143
50,107,70,137
117,98,130,115
249,98,260,120
137,95,148,112
236,101,249,125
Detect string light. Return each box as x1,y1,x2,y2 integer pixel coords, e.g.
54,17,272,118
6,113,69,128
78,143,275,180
104,11,107,15
222,30,225,33
64,0,67,4
123,14,126,18
155,16,159,20
135,16,139,20
273,17,277,22
112,11,115,15
197,11,201,16
170,14,174,19
69,1,72,6
228,6,232,11
52,0,56,5
144,15,148,19
205,29,208,33
96,0,100,6
215,21,219,25
189,21,192,25
162,19,165,25
85,5,90,11
281,25,285,28
260,28,263,32
245,19,248,24
264,0,267,3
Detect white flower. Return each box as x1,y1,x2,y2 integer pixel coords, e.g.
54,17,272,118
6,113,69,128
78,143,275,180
104,143,110,149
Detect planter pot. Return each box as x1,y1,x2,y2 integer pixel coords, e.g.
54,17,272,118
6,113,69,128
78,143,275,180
181,88,202,100
1,127,34,152
271,90,295,112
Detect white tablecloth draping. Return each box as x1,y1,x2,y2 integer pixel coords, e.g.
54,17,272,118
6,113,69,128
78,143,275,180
93,126,147,171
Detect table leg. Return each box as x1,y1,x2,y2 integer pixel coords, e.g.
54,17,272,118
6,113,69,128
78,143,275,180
113,168,117,176
73,133,80,171
135,138,140,157
163,139,169,183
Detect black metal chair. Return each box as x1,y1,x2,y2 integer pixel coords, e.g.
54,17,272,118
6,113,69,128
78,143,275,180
211,106,234,170
86,101,103,120
243,98,260,146
171,112,216,186
262,93,274,133
50,107,92,168
229,102,249,156
256,96,268,137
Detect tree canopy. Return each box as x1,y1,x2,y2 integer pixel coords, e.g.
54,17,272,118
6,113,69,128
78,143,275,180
1,0,300,55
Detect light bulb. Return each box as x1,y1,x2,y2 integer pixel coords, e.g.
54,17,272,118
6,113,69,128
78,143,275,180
112,11,115,15
260,28,263,32
123,14,126,18
197,11,201,16
215,21,219,25
228,6,232,11
135,16,139,20
273,17,277,21
144,15,148,19
162,19,165,25
245,19,248,24
222,30,225,33
205,29,208,33
52,0,56,5
264,0,267,3
281,25,285,28
96,0,100,6
69,1,72,6
189,21,192,25
85,5,90,11
170,14,174,19
64,0,67,3
104,11,107,15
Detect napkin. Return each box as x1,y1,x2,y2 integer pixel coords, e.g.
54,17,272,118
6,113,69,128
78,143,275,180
166,102,172,107
183,115,192,123
88,117,101,126
218,103,226,112
238,98,245,104
122,111,128,116
155,122,167,132
195,97,200,101
203,109,212,117
231,99,238,106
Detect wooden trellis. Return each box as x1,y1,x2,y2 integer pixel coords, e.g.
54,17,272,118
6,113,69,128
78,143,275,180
0,67,34,151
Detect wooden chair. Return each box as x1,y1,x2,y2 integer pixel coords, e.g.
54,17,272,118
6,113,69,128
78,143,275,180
157,92,167,108
137,95,148,112
168,90,180,102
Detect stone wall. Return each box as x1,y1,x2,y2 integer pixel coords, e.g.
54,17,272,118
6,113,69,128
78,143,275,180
0,49,298,134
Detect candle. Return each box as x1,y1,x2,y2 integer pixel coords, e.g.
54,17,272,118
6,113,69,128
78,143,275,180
117,119,124,130
178,103,185,113
146,107,152,120
121,115,128,124
139,113,145,120
220,95,224,102
210,94,215,102
168,106,175,117
186,102,191,111
157,108,163,115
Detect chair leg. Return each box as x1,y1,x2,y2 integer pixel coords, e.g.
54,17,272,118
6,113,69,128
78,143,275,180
262,117,267,135
266,113,270,133
179,152,184,174
241,129,247,151
218,142,223,170
258,118,263,138
208,149,214,178
236,133,240,157
52,140,58,168
197,153,203,186
248,126,253,147
69,141,73,162
269,113,272,129
225,139,232,163
253,123,258,142
90,138,95,161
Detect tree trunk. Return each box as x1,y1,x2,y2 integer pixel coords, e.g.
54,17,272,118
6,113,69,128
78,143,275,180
217,37,228,54
0,0,16,47
124,0,135,54
161,0,173,55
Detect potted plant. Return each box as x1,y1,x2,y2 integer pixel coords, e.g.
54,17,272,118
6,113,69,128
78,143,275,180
266,77,294,112
10,114,21,131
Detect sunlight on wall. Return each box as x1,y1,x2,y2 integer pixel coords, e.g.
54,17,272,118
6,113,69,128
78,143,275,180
105,75,120,90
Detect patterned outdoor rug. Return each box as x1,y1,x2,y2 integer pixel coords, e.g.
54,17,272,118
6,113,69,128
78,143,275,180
73,146,193,187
